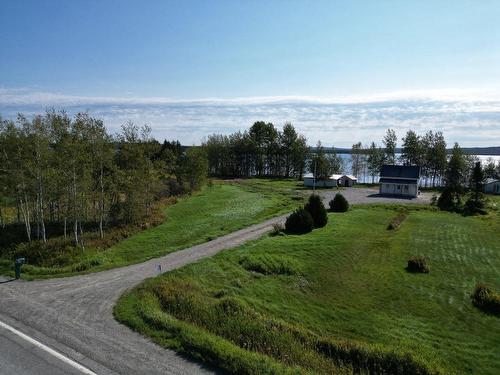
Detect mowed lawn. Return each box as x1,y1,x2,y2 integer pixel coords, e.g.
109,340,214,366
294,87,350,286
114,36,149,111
3,181,301,279
116,206,500,374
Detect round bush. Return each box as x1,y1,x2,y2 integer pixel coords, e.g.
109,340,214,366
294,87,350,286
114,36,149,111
304,194,328,228
285,208,314,234
406,256,429,273
463,197,487,216
471,283,500,316
329,193,349,212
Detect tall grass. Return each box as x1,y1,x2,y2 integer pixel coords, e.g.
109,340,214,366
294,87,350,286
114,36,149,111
116,206,500,374
117,279,442,375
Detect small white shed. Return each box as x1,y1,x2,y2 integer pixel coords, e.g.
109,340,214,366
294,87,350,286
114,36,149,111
303,173,337,188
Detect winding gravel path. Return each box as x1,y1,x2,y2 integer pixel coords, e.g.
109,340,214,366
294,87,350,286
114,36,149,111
0,187,432,374
0,214,288,375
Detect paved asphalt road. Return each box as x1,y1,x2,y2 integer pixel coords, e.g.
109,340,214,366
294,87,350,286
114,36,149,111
0,187,432,374
0,324,86,375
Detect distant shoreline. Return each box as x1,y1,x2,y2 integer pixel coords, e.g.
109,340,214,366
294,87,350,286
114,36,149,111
324,146,500,156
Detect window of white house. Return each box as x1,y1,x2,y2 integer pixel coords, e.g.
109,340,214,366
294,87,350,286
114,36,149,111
397,185,401,190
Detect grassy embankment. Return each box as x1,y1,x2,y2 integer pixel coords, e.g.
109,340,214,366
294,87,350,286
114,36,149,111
116,201,500,374
0,179,304,279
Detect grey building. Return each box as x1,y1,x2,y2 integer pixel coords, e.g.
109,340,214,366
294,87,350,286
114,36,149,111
379,165,421,198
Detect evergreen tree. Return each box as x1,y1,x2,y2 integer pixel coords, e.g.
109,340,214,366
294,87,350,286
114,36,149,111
304,194,328,228
438,143,466,212
463,162,487,215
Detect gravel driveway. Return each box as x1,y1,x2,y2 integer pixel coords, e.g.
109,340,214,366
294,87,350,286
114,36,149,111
0,215,287,375
0,188,433,374
317,187,434,205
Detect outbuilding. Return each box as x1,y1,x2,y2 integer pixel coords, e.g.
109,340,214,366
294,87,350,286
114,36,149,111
339,174,357,187
303,173,358,188
303,173,337,188
484,179,500,195
379,165,420,198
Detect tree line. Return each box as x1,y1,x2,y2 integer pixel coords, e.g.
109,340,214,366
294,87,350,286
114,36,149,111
203,121,309,178
303,128,451,186
0,111,207,245
437,143,498,215
204,122,499,187
348,129,499,186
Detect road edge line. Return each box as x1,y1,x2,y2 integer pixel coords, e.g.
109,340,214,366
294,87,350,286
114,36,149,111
0,319,97,375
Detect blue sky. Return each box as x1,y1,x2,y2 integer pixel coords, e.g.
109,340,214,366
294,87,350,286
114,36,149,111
1,0,500,146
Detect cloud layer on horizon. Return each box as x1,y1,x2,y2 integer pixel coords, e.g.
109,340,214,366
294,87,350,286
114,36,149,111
1,88,499,147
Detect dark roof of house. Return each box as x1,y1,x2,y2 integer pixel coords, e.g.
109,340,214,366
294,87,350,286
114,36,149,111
380,165,421,180
379,178,418,185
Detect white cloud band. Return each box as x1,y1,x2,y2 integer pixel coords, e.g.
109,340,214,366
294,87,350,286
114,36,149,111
1,88,499,147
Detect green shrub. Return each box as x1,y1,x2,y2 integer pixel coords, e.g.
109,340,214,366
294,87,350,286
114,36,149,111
471,283,500,316
437,188,462,212
463,196,487,216
406,256,429,273
285,208,314,234
329,193,349,212
387,212,408,230
239,254,300,275
304,194,328,228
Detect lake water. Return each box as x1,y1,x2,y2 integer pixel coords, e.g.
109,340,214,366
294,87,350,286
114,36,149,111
336,154,500,185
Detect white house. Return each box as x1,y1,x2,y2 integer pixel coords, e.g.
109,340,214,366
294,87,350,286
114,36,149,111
379,165,420,198
484,179,500,195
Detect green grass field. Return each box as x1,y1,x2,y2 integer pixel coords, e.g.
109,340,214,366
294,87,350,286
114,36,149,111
0,180,303,279
116,205,500,374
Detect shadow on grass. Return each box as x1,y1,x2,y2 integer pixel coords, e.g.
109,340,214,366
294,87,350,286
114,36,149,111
367,193,417,200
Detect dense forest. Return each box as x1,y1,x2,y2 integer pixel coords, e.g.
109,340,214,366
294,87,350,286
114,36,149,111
0,110,207,248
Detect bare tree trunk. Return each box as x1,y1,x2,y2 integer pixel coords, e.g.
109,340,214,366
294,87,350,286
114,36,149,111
38,190,46,243
74,218,79,246
79,221,85,251
35,198,40,240
19,196,31,242
73,170,79,246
